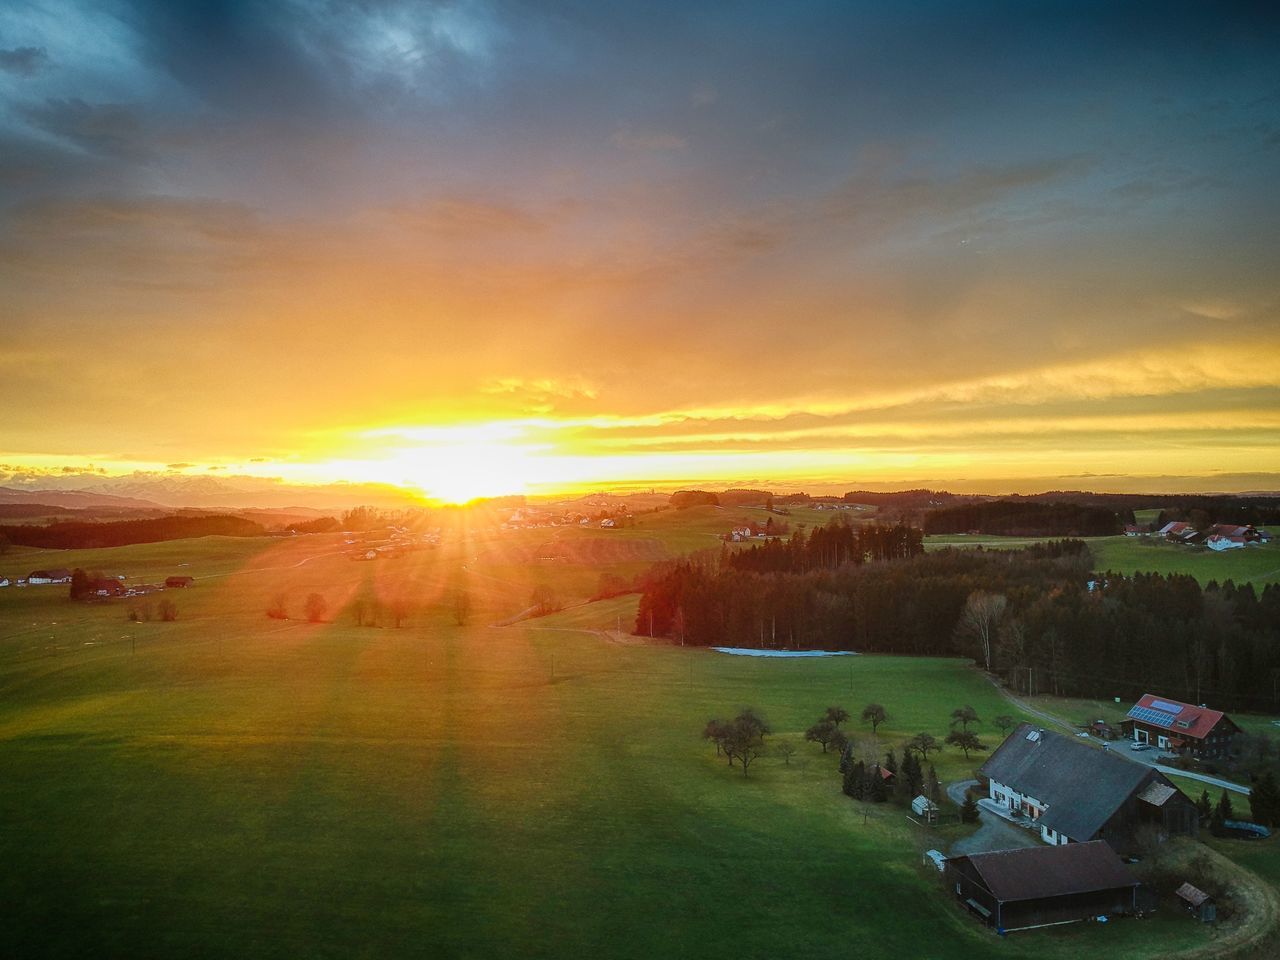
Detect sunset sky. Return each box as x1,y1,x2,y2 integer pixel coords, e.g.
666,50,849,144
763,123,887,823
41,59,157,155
2,2,1278,501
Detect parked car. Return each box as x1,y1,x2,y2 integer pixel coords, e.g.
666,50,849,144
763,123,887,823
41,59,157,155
1130,742,1151,752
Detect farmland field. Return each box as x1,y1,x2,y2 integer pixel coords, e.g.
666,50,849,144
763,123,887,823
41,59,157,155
0,523,1271,959
1090,537,1280,587
923,533,1280,588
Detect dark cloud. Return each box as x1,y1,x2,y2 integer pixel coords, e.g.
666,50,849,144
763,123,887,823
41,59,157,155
19,99,153,160
0,47,48,77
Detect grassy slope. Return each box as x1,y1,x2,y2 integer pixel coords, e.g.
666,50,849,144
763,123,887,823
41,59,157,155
923,534,1280,587
0,517,1263,959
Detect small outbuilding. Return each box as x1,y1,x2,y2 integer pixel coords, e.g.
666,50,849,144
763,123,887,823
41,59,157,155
945,840,1139,932
165,576,195,588
912,795,939,823
1175,882,1216,922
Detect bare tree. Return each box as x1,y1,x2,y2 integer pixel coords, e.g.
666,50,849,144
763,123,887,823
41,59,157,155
304,593,328,623
861,703,887,733
805,720,838,752
452,589,472,626
775,740,797,766
158,599,177,622
956,591,1007,672
950,705,980,731
945,729,987,759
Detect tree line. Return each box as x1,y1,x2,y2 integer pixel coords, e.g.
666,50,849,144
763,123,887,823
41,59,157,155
635,538,1090,653
637,538,1280,713
725,520,923,574
921,500,1128,536
0,514,264,549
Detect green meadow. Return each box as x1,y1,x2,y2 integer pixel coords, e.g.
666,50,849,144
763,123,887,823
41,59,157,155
0,520,1272,958
923,533,1280,588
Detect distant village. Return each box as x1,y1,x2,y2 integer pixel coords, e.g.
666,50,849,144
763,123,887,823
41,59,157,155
1126,520,1272,551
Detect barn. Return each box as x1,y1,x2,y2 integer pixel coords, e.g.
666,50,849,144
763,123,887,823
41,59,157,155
165,576,195,588
981,723,1198,850
945,841,1140,932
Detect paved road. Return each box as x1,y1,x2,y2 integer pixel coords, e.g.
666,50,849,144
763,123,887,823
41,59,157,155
983,675,1252,796
945,780,1041,857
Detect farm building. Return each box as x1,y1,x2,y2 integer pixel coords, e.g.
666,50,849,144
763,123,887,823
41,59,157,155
980,724,1198,851
86,578,125,597
912,795,938,823
1175,882,1216,922
1120,694,1240,760
946,840,1139,932
28,568,72,585
165,576,195,588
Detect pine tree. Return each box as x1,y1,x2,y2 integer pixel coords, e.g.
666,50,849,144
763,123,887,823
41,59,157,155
1196,789,1212,825
1216,790,1235,823
927,764,943,805
868,765,888,803
884,748,898,774
961,794,980,824
901,750,923,798
1250,772,1280,828
843,760,866,799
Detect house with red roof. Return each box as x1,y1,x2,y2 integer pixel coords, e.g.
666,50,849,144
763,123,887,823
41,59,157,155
1120,694,1241,760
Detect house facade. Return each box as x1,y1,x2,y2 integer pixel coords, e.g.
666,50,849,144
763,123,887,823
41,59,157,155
1121,694,1240,760
981,724,1198,851
28,569,72,585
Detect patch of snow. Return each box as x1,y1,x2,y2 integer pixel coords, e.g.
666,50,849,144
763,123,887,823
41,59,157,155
710,647,857,658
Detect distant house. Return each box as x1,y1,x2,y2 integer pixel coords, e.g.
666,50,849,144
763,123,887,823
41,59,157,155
945,841,1140,932
1120,694,1240,760
730,526,752,542
600,518,617,528
28,569,72,585
1206,534,1247,551
980,723,1198,850
87,578,125,598
0,577,9,588
165,576,195,588
1124,524,1148,537
1157,521,1200,543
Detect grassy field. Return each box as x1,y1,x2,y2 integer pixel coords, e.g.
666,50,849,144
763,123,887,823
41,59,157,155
923,533,1280,587
0,523,1270,958
0,535,1233,960
1090,537,1280,587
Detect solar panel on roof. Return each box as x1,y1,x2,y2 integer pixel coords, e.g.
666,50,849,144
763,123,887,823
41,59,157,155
1151,699,1184,714
1128,706,1175,728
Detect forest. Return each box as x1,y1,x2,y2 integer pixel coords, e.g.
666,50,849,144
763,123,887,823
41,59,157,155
635,526,1280,712
0,514,265,549
921,500,1129,536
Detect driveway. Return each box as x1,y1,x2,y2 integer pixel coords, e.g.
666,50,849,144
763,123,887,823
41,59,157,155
945,780,1042,857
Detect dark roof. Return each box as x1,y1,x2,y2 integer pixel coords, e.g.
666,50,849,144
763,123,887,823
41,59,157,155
1176,882,1212,907
980,723,1167,839
30,568,72,579
957,841,1137,902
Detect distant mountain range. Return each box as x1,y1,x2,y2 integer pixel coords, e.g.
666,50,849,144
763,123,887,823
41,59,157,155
0,473,423,511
